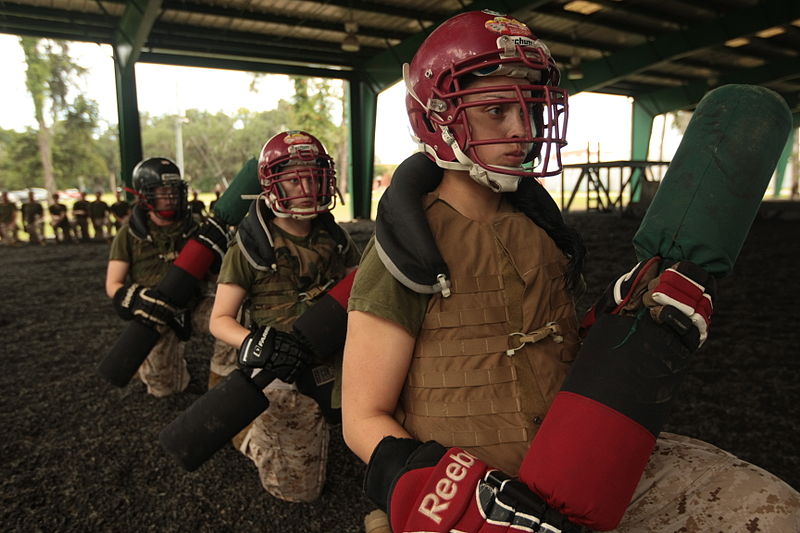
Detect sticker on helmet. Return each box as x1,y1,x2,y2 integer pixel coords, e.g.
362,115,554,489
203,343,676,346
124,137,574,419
484,15,533,38
283,131,314,145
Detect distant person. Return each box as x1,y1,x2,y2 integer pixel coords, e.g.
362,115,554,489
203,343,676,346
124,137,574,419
188,190,206,224
109,190,131,232
72,191,90,242
208,185,222,214
21,190,44,245
89,191,110,241
0,191,19,245
48,192,73,244
106,157,211,397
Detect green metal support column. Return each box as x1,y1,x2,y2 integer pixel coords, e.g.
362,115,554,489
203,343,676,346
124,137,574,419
773,127,797,197
631,99,655,201
112,0,163,191
348,77,378,220
113,51,143,192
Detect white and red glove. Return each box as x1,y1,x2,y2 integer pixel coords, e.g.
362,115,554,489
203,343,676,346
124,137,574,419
646,261,715,347
581,257,716,350
364,437,585,533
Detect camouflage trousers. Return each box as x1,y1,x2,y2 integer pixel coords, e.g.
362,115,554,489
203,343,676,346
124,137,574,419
24,219,43,244
239,386,329,503
611,432,799,532
209,338,238,380
0,221,17,244
73,217,90,241
91,217,109,240
137,296,214,397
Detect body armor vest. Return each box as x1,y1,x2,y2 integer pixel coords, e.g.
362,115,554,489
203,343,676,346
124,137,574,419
126,205,197,287
396,195,579,474
236,199,352,330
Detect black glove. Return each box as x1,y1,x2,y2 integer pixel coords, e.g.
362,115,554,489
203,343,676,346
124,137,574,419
365,437,585,533
194,216,229,273
237,326,312,383
112,282,192,340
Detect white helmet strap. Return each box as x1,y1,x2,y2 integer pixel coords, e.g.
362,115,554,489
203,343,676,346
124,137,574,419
439,126,521,193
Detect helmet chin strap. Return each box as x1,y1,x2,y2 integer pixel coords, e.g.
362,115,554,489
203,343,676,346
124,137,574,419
267,193,318,220
437,127,521,193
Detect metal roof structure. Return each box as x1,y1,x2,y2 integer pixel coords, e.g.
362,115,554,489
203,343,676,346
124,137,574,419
2,0,799,216
4,0,799,104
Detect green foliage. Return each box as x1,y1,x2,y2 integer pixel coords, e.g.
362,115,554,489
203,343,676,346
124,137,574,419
95,129,121,186
0,128,41,191
53,95,110,190
288,77,344,156
18,37,92,194
0,96,111,191
44,41,86,118
140,102,294,192
4,63,355,195
19,38,49,124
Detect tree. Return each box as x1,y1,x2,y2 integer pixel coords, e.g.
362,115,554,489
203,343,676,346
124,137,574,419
139,104,294,193
95,128,121,191
288,76,347,191
53,95,110,192
19,37,86,197
289,77,344,154
0,128,41,191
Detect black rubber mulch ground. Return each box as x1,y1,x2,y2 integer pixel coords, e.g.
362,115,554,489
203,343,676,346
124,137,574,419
1,213,797,533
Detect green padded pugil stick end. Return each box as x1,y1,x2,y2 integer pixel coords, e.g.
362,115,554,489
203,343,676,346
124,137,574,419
633,85,792,278
211,157,263,227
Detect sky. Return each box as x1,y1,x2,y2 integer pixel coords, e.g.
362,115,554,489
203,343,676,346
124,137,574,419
0,33,668,170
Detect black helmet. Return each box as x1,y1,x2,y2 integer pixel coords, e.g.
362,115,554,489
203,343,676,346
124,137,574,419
131,157,188,221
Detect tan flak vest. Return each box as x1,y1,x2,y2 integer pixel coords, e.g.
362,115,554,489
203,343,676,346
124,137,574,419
395,196,579,474
246,222,349,332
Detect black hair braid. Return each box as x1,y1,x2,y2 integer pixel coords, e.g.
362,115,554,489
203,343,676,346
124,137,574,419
506,179,586,292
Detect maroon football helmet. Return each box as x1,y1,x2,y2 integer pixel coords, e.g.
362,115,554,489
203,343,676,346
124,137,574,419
404,10,568,191
258,131,337,218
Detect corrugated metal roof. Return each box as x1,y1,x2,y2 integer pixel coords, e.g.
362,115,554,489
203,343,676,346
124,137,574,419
1,0,798,110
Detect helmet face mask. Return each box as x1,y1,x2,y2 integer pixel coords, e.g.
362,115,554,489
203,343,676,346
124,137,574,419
258,131,336,219
131,157,188,221
404,10,568,191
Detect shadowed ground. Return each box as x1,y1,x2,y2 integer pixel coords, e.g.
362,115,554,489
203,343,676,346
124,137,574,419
1,213,797,532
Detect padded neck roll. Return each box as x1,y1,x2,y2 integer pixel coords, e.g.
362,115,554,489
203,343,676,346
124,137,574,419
634,84,792,277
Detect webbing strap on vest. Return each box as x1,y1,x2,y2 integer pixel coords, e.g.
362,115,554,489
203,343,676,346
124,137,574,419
422,305,508,329
407,365,516,388
417,334,512,358
405,396,522,417
450,274,504,293
423,426,531,448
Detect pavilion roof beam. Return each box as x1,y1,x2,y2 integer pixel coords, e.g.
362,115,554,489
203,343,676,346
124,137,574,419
634,55,800,116
115,0,162,70
562,0,800,94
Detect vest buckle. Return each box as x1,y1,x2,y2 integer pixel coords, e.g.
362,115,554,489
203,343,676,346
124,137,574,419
298,278,336,302
506,322,563,356
436,273,451,298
